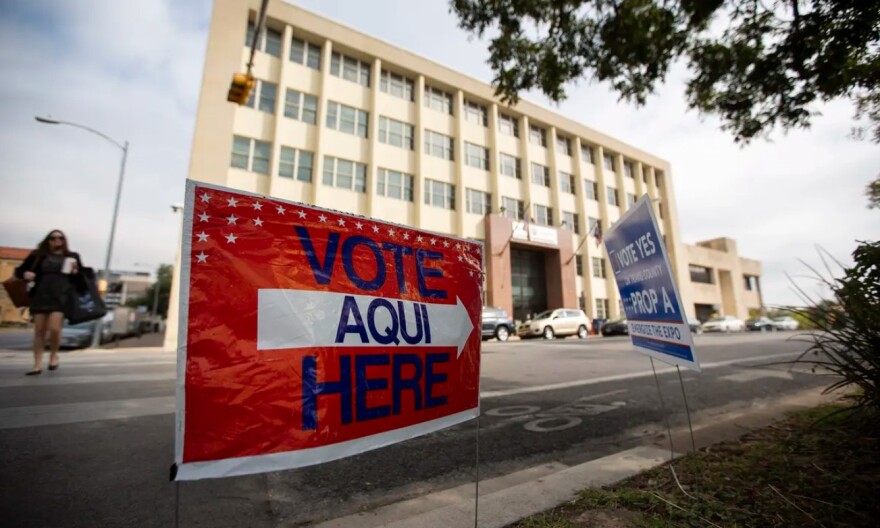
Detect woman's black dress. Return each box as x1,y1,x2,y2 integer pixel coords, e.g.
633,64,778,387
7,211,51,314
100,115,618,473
27,254,74,315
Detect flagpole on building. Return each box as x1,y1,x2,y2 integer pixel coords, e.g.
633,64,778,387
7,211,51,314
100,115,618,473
495,201,531,256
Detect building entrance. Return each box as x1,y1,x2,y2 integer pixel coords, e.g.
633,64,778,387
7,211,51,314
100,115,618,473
511,248,547,322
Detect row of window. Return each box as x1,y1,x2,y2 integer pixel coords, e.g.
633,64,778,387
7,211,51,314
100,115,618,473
574,256,608,279
246,21,657,181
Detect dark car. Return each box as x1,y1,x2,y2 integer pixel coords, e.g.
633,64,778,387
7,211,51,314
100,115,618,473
481,307,514,341
601,318,629,336
746,317,776,331
688,317,703,335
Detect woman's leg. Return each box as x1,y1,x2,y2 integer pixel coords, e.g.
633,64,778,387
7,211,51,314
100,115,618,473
32,313,47,371
47,311,64,367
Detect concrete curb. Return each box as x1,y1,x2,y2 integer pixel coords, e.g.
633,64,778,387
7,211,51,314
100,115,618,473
314,446,675,528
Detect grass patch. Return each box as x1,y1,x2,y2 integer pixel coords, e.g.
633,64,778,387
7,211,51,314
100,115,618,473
510,405,880,527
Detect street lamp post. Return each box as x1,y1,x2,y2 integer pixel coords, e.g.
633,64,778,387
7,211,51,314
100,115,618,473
35,116,129,348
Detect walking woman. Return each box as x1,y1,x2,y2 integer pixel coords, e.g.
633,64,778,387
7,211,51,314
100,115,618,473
15,230,84,375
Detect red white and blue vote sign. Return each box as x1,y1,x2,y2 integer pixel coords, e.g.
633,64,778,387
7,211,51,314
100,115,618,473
172,181,482,480
603,195,699,371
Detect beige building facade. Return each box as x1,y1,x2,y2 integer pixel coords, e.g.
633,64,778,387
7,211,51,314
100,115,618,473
682,238,763,322
167,0,762,347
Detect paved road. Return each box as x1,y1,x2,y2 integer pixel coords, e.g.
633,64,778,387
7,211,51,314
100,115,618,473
0,332,822,527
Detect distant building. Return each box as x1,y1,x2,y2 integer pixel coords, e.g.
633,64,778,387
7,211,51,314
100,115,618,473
681,238,763,322
103,270,152,308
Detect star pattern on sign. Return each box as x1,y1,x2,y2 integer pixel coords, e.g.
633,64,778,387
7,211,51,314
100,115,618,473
227,197,238,207
430,238,437,246
254,218,263,227
443,240,450,248
337,218,346,227
417,235,424,243
469,271,474,277
403,232,410,240
318,214,328,223
225,233,238,244
296,210,306,219
196,252,208,263
388,228,396,237
355,221,364,230
227,214,238,225
372,225,380,234
198,212,209,223
252,202,262,211
277,206,286,215
457,255,463,262
200,193,210,203
455,243,461,250
196,231,209,242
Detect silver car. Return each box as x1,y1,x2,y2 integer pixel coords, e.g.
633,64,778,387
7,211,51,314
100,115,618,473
517,308,591,340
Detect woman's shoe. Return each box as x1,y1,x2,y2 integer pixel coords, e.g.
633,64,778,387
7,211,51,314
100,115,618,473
48,363,59,371
25,369,42,376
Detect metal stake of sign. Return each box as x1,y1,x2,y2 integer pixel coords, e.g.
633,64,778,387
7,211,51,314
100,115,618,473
676,365,698,454
474,413,481,528
650,358,693,498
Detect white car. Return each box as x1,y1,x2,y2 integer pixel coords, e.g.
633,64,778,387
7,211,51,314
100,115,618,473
771,316,799,331
701,315,746,333
517,309,591,340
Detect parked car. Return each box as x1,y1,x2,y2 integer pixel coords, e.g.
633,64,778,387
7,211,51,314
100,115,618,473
701,315,746,333
746,317,776,331
481,307,514,341
687,317,703,334
772,316,799,331
601,318,629,336
517,309,591,340
60,319,110,349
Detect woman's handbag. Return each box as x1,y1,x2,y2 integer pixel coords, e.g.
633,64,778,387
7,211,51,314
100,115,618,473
2,277,29,308
65,267,107,324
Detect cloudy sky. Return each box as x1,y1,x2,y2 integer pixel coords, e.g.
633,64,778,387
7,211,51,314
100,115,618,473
1,0,877,306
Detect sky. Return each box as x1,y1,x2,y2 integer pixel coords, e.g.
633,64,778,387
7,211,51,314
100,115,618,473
0,0,877,307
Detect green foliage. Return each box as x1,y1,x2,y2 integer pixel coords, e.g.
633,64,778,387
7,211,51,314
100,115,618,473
124,264,173,317
788,241,880,412
868,175,880,209
451,0,880,143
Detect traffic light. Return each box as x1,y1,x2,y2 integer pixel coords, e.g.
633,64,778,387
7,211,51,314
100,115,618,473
227,73,255,105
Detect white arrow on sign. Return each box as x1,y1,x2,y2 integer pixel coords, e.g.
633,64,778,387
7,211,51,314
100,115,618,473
257,289,474,357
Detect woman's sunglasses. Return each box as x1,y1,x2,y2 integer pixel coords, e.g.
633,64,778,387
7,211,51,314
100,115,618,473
49,236,65,241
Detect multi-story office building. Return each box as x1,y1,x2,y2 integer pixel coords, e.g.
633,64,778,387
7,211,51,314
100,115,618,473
167,0,763,347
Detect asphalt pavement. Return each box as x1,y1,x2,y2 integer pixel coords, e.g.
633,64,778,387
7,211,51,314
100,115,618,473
0,332,824,527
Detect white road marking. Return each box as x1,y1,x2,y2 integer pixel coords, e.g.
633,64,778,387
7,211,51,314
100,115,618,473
720,369,794,382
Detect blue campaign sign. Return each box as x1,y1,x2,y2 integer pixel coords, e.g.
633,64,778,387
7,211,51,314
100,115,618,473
603,195,700,371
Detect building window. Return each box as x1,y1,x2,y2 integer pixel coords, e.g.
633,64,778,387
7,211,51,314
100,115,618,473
563,211,580,234
534,204,553,226
689,265,714,284
575,255,584,276
584,179,598,200
290,37,321,70
556,135,572,156
744,275,757,291
424,179,455,209
378,117,415,150
595,298,609,319
246,22,282,57
278,147,313,182
531,163,550,187
326,102,369,138
659,202,665,219
230,136,271,175
464,100,488,127
529,124,547,147
379,69,414,101
424,130,454,160
502,197,524,220
498,113,519,137
500,153,521,179
466,189,492,215
626,193,636,207
323,156,367,192
606,186,619,206
464,142,489,170
623,161,634,179
603,153,615,171
592,257,607,278
245,80,277,113
581,144,594,164
377,168,414,201
559,171,575,194
330,52,371,86
424,86,453,115
588,217,601,236
656,171,664,188
284,89,318,124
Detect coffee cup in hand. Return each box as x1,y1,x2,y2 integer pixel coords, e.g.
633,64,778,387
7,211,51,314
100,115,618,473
62,257,77,274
